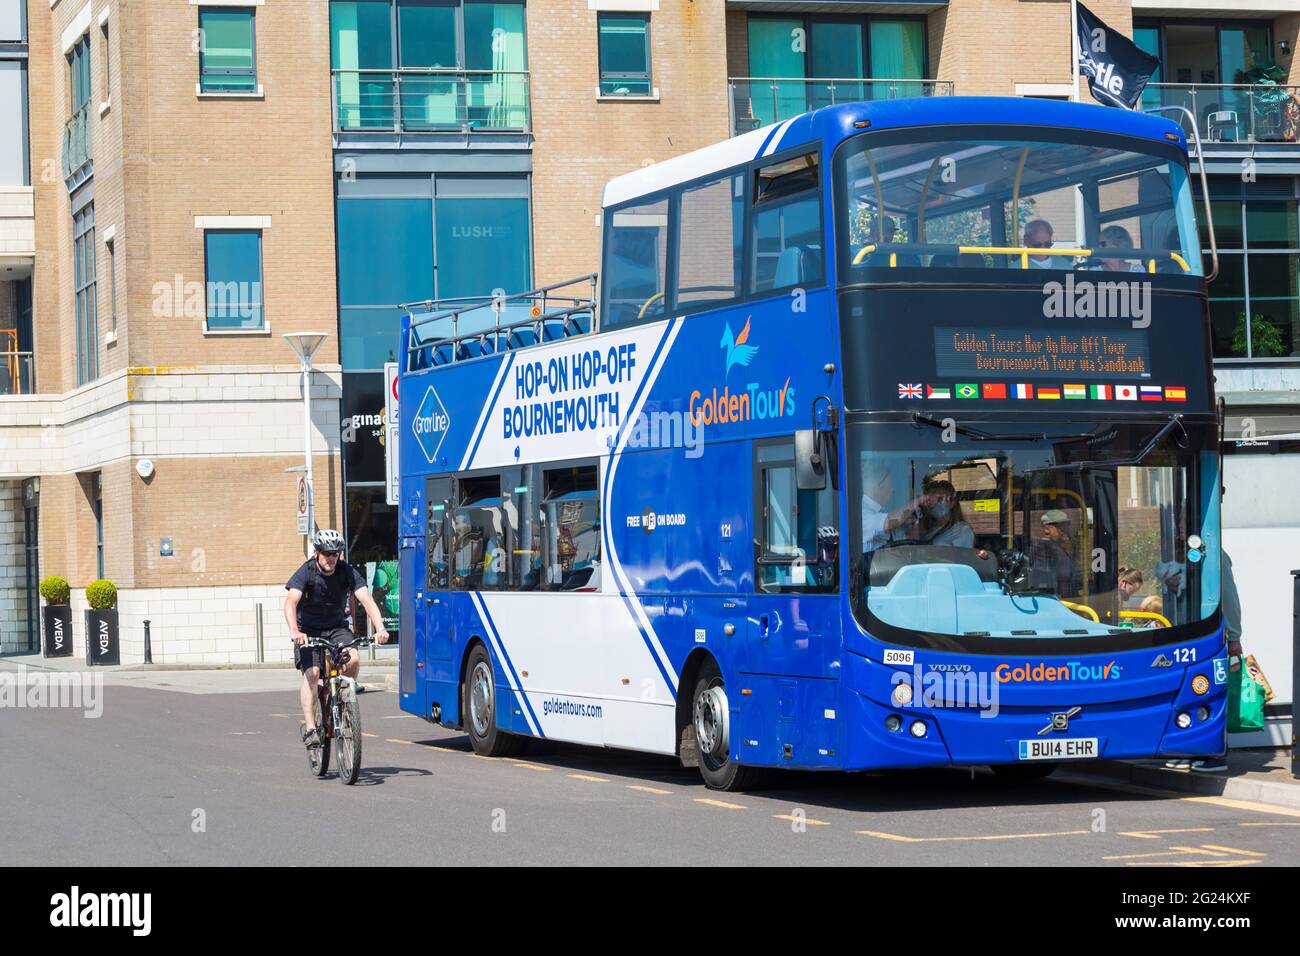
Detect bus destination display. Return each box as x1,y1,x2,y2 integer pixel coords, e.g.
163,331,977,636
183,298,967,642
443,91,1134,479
934,327,1152,381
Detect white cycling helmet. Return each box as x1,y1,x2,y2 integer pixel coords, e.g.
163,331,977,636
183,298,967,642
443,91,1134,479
312,528,345,554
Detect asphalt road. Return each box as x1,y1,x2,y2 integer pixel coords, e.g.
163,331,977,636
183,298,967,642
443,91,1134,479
3,676,1298,866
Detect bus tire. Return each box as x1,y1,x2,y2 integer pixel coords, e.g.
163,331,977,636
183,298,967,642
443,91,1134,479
990,762,1057,780
692,658,765,792
462,643,524,758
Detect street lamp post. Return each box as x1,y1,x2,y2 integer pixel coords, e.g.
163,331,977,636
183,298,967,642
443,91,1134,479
284,332,329,549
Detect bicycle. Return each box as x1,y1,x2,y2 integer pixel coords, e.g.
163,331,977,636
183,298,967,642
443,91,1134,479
303,634,365,785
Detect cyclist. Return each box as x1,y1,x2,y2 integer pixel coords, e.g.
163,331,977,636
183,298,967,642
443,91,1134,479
284,529,390,749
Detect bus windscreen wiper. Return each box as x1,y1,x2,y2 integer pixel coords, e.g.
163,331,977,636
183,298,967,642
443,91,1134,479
911,412,1094,444
1023,414,1187,474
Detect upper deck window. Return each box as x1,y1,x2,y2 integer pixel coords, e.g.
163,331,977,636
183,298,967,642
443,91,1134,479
603,196,668,330
752,151,824,293
835,128,1204,278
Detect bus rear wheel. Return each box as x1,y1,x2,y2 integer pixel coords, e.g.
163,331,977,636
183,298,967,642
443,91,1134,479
692,659,764,792
463,643,524,758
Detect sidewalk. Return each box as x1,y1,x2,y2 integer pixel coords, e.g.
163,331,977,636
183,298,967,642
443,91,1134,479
1068,749,1300,810
0,649,397,673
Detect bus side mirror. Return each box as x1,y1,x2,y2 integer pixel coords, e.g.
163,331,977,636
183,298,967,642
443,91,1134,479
795,429,826,491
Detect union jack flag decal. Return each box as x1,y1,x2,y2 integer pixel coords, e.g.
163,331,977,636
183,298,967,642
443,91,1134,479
898,383,923,399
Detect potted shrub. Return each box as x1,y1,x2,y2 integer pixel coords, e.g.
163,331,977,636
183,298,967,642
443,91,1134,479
39,576,73,658
84,579,120,666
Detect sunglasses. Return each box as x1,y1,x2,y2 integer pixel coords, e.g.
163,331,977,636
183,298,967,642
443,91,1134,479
318,550,341,558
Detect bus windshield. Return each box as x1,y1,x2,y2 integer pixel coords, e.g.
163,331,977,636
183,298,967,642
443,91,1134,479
837,127,1204,277
847,419,1221,650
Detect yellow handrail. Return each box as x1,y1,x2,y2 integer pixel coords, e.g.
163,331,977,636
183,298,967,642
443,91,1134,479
1061,600,1100,622
636,290,665,320
850,244,1193,273
1119,609,1172,628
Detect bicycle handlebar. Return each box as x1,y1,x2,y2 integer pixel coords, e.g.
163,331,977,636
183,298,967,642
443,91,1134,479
304,635,366,650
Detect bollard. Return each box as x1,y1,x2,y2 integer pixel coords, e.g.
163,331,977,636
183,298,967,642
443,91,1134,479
143,619,153,664
255,602,264,664
1292,570,1299,780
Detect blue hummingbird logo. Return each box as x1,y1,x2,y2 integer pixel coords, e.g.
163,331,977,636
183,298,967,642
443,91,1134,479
720,316,759,380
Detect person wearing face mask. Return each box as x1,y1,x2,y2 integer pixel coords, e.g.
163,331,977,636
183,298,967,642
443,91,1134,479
916,478,974,548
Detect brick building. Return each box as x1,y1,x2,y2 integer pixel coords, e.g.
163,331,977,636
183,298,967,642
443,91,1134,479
3,0,1300,705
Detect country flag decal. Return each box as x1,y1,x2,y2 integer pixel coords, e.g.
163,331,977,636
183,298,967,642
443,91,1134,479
1164,385,1187,402
899,383,923,399
1090,384,1113,400
1116,385,1138,401
926,385,951,400
982,383,1007,400
956,383,978,399
1037,387,1061,400
1063,384,1086,399
1140,385,1163,402
1013,383,1034,400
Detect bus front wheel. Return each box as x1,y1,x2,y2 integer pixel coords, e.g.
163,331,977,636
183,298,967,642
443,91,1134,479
463,643,524,758
692,659,764,792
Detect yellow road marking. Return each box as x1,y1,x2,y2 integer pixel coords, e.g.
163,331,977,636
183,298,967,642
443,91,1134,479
1239,821,1300,827
361,732,377,738
774,813,831,826
568,773,608,783
695,798,747,810
385,738,413,745
1119,827,1214,840
1126,860,1260,867
627,785,672,795
1201,844,1266,857
510,761,551,772
270,713,293,718
1105,846,1229,860
858,829,1088,843
1062,776,1300,820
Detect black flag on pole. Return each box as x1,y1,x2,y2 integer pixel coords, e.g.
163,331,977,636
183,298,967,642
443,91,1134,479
1076,2,1159,109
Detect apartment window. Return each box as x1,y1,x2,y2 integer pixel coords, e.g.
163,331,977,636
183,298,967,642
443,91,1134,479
204,230,264,330
73,202,98,385
330,1,528,131
100,20,110,102
106,234,117,332
1199,178,1300,360
69,33,91,112
199,8,256,93
597,13,651,96
741,15,926,128
93,473,104,579
0,0,27,186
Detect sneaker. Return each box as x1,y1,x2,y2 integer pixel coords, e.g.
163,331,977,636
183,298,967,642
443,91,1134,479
1191,759,1227,773
302,727,321,749
1164,759,1191,771
355,684,366,694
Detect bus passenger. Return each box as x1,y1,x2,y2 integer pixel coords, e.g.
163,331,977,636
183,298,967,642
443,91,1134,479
917,479,975,548
1024,219,1063,269
1118,566,1145,607
1096,225,1145,272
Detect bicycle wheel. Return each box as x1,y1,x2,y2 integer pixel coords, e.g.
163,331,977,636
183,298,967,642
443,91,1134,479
308,690,331,777
336,685,362,785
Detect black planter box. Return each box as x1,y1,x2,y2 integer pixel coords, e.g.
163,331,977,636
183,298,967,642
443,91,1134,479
42,605,73,658
85,608,120,666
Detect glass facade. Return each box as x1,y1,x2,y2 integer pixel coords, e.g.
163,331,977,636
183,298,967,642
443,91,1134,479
199,8,257,92
336,172,533,631
330,0,528,131
1198,177,1300,360
73,202,97,385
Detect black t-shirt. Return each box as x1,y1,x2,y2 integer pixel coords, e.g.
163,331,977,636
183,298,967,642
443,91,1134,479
286,559,366,632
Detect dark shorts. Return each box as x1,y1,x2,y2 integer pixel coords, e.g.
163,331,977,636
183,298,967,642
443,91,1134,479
295,626,356,673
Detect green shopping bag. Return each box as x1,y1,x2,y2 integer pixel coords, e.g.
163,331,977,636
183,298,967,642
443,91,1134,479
1227,659,1266,733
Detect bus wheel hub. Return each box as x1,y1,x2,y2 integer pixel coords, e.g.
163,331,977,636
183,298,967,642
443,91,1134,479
694,685,729,758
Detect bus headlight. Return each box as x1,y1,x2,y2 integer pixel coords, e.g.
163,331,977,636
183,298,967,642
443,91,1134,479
891,682,913,707
910,720,927,738
885,715,902,733
1191,674,1210,695
1175,711,1192,729
1196,706,1210,722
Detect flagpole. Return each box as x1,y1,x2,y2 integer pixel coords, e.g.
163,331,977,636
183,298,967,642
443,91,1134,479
1070,0,1081,102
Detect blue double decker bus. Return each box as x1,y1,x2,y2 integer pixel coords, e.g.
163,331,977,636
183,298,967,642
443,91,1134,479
396,96,1228,790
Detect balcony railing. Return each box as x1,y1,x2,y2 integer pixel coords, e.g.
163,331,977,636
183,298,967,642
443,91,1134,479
0,351,34,395
332,69,531,134
729,77,954,136
1142,83,1300,144
62,103,91,179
